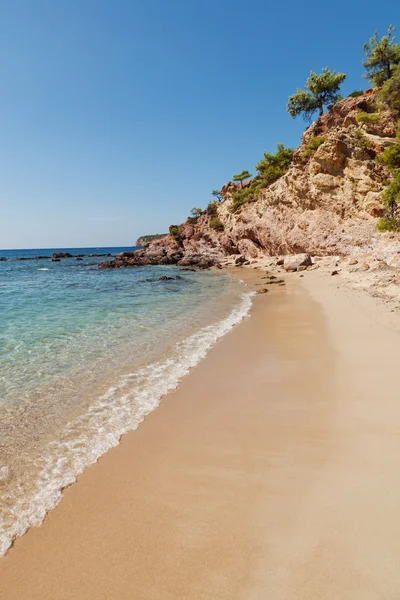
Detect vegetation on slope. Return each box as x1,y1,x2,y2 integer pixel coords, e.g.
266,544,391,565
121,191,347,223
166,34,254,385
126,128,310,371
137,233,167,245
230,144,294,213
376,124,400,229
301,136,326,160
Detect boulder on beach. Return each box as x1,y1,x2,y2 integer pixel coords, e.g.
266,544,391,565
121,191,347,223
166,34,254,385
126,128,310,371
283,254,312,272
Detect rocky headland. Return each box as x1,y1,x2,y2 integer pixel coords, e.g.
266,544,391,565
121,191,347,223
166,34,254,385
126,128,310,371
99,90,400,306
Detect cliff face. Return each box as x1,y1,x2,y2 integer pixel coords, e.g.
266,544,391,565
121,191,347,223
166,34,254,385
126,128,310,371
101,90,400,269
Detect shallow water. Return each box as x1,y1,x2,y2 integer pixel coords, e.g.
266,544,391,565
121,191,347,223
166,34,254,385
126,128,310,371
0,247,252,555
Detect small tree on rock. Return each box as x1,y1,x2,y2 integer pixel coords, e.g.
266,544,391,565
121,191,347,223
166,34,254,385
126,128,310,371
287,67,346,120
212,189,223,202
232,170,252,188
363,25,400,86
187,207,203,224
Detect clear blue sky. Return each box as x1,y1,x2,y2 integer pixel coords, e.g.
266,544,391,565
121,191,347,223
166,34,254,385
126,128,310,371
1,0,399,249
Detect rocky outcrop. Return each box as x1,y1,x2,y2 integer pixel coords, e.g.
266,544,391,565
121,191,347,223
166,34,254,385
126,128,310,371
53,252,73,258
99,90,400,270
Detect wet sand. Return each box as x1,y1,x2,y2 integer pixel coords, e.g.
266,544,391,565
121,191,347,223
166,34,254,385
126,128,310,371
1,269,400,599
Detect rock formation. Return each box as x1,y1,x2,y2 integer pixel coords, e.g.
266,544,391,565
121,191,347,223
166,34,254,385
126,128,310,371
99,90,400,270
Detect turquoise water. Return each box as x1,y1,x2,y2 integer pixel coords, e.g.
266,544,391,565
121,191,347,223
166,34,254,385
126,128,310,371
0,248,252,555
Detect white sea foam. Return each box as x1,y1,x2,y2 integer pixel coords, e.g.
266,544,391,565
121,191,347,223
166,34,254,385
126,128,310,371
0,291,254,556
37,268,50,270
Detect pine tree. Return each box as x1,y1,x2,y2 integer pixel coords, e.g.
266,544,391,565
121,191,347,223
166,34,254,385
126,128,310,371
363,25,400,86
287,67,346,120
232,170,252,188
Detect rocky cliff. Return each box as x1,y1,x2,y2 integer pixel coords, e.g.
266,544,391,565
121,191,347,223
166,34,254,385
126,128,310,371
100,90,400,270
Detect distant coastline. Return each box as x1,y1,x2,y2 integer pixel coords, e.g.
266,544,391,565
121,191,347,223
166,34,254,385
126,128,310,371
135,233,167,246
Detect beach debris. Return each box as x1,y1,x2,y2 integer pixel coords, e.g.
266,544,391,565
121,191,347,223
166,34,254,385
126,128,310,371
256,288,269,294
263,279,285,285
331,270,339,275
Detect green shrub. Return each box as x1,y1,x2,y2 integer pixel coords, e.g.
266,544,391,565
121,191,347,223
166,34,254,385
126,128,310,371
210,217,224,232
353,129,373,149
348,90,364,98
187,207,203,225
230,178,264,212
377,217,400,231
230,143,294,213
376,144,400,171
255,143,294,185
207,202,218,217
356,111,380,124
379,64,400,113
169,225,183,241
382,173,400,216
301,136,326,159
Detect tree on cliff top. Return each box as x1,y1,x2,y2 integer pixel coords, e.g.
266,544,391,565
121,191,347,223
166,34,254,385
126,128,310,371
232,170,252,188
363,25,400,86
287,67,346,120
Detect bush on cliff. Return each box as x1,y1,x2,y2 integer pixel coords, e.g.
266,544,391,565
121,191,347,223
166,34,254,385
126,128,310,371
381,172,400,214
255,143,294,184
169,225,183,242
210,217,224,232
187,207,203,224
377,216,400,231
230,144,294,212
356,111,380,124
348,90,365,97
207,202,218,217
301,136,326,159
377,143,400,171
353,129,373,149
231,180,262,212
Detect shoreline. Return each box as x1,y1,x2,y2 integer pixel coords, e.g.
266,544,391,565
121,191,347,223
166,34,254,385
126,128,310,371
2,267,400,598
0,267,251,558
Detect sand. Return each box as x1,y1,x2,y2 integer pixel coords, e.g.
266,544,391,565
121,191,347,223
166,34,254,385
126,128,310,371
1,268,400,599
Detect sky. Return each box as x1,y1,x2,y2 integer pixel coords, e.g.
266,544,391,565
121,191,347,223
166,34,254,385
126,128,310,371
1,0,399,249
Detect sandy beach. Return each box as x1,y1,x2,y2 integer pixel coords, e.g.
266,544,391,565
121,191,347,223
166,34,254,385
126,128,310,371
1,268,400,599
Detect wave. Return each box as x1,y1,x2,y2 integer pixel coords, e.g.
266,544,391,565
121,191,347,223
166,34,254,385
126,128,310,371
0,291,254,557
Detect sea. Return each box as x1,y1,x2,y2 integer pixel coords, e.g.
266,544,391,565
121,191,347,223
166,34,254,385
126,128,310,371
0,246,252,556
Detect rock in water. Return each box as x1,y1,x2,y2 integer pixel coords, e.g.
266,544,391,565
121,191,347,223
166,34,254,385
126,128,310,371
52,252,73,259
